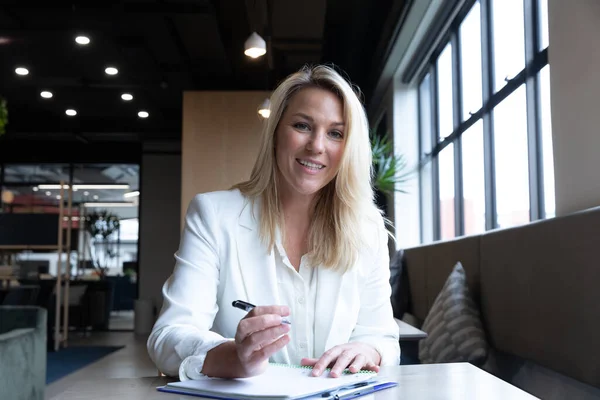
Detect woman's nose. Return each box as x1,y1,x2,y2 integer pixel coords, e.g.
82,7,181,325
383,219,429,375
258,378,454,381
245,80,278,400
307,130,325,153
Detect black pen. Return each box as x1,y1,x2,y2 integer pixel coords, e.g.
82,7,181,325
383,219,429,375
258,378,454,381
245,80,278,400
232,300,292,324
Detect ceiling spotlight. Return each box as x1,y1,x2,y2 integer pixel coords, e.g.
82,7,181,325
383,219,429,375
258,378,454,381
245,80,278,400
83,191,89,196
45,191,51,196
40,91,53,99
65,109,77,116
75,36,90,45
15,67,29,75
121,93,133,101
257,98,271,118
124,190,140,198
244,32,266,58
32,187,39,192
93,195,99,200
138,111,149,118
105,67,118,75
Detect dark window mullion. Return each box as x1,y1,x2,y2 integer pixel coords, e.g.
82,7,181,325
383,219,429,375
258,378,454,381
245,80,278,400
0,163,4,209
524,0,544,220
431,65,441,241
481,0,497,230
417,80,425,244
451,32,464,237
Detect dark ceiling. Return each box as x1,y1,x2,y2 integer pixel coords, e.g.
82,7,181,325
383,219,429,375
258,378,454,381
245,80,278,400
0,0,408,147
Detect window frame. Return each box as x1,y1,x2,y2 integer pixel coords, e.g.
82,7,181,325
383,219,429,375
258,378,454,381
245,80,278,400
416,0,550,241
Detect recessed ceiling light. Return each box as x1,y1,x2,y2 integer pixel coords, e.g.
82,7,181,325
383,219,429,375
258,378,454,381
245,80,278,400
121,93,133,101
45,191,51,196
138,111,149,118
65,109,77,116
40,91,53,99
105,67,118,75
15,67,29,75
32,187,39,192
75,36,90,45
123,190,140,198
93,195,99,200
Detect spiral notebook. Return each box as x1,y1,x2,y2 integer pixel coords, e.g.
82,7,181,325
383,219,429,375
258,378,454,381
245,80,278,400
156,363,392,399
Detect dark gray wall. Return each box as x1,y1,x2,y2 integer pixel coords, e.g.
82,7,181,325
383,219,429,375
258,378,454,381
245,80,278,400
139,151,181,315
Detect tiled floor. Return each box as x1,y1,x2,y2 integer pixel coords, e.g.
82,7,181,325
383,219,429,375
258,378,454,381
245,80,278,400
44,331,158,399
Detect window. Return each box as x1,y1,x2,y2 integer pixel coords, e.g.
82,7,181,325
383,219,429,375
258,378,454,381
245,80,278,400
437,44,454,140
439,144,455,239
462,120,486,234
540,65,555,218
0,163,140,276
493,86,530,228
416,0,553,242
460,2,483,120
492,0,525,91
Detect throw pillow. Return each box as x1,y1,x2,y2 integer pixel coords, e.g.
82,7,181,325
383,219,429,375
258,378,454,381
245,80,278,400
418,262,488,365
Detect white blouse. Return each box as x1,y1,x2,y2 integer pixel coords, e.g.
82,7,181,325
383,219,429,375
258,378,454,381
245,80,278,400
273,234,318,364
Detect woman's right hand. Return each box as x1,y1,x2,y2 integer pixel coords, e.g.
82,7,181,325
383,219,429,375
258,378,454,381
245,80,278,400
234,305,291,377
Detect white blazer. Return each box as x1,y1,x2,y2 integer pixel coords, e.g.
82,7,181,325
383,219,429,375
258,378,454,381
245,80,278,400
147,189,400,377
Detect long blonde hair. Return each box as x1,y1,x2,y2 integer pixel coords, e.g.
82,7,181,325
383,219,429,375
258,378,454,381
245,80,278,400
233,64,387,272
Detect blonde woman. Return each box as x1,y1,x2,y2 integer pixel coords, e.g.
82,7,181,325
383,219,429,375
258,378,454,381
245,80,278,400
147,65,400,381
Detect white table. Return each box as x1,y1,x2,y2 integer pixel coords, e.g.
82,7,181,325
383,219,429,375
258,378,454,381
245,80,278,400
48,363,539,399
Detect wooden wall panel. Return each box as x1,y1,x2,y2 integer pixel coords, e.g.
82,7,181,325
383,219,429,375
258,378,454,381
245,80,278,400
181,91,270,225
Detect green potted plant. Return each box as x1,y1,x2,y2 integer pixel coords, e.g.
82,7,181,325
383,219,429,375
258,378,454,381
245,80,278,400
0,96,8,136
371,132,413,196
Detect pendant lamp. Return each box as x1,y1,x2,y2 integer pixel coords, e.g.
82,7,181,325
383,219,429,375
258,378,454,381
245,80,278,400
244,32,267,58
258,98,271,118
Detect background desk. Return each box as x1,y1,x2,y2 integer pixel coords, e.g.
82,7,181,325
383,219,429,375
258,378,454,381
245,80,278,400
396,317,427,340
48,363,538,399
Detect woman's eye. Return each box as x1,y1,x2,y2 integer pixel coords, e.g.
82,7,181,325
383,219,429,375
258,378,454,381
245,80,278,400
294,122,310,131
329,130,343,139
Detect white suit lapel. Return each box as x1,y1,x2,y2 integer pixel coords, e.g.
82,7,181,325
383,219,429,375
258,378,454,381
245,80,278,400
235,197,280,307
235,197,290,364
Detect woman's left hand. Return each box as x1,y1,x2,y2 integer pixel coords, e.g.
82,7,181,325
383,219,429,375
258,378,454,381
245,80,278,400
300,342,381,378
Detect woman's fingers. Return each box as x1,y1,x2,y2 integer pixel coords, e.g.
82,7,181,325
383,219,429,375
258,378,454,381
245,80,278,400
300,357,318,367
362,361,380,373
311,348,341,376
249,305,291,319
234,305,291,368
235,305,290,341
237,323,290,359
235,313,286,344
249,333,291,364
347,354,367,374
329,350,357,378
307,342,382,378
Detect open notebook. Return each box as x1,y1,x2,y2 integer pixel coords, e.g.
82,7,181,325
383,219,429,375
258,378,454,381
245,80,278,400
156,363,388,399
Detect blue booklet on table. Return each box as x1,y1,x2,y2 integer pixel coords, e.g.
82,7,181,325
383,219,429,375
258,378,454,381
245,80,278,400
156,363,397,399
